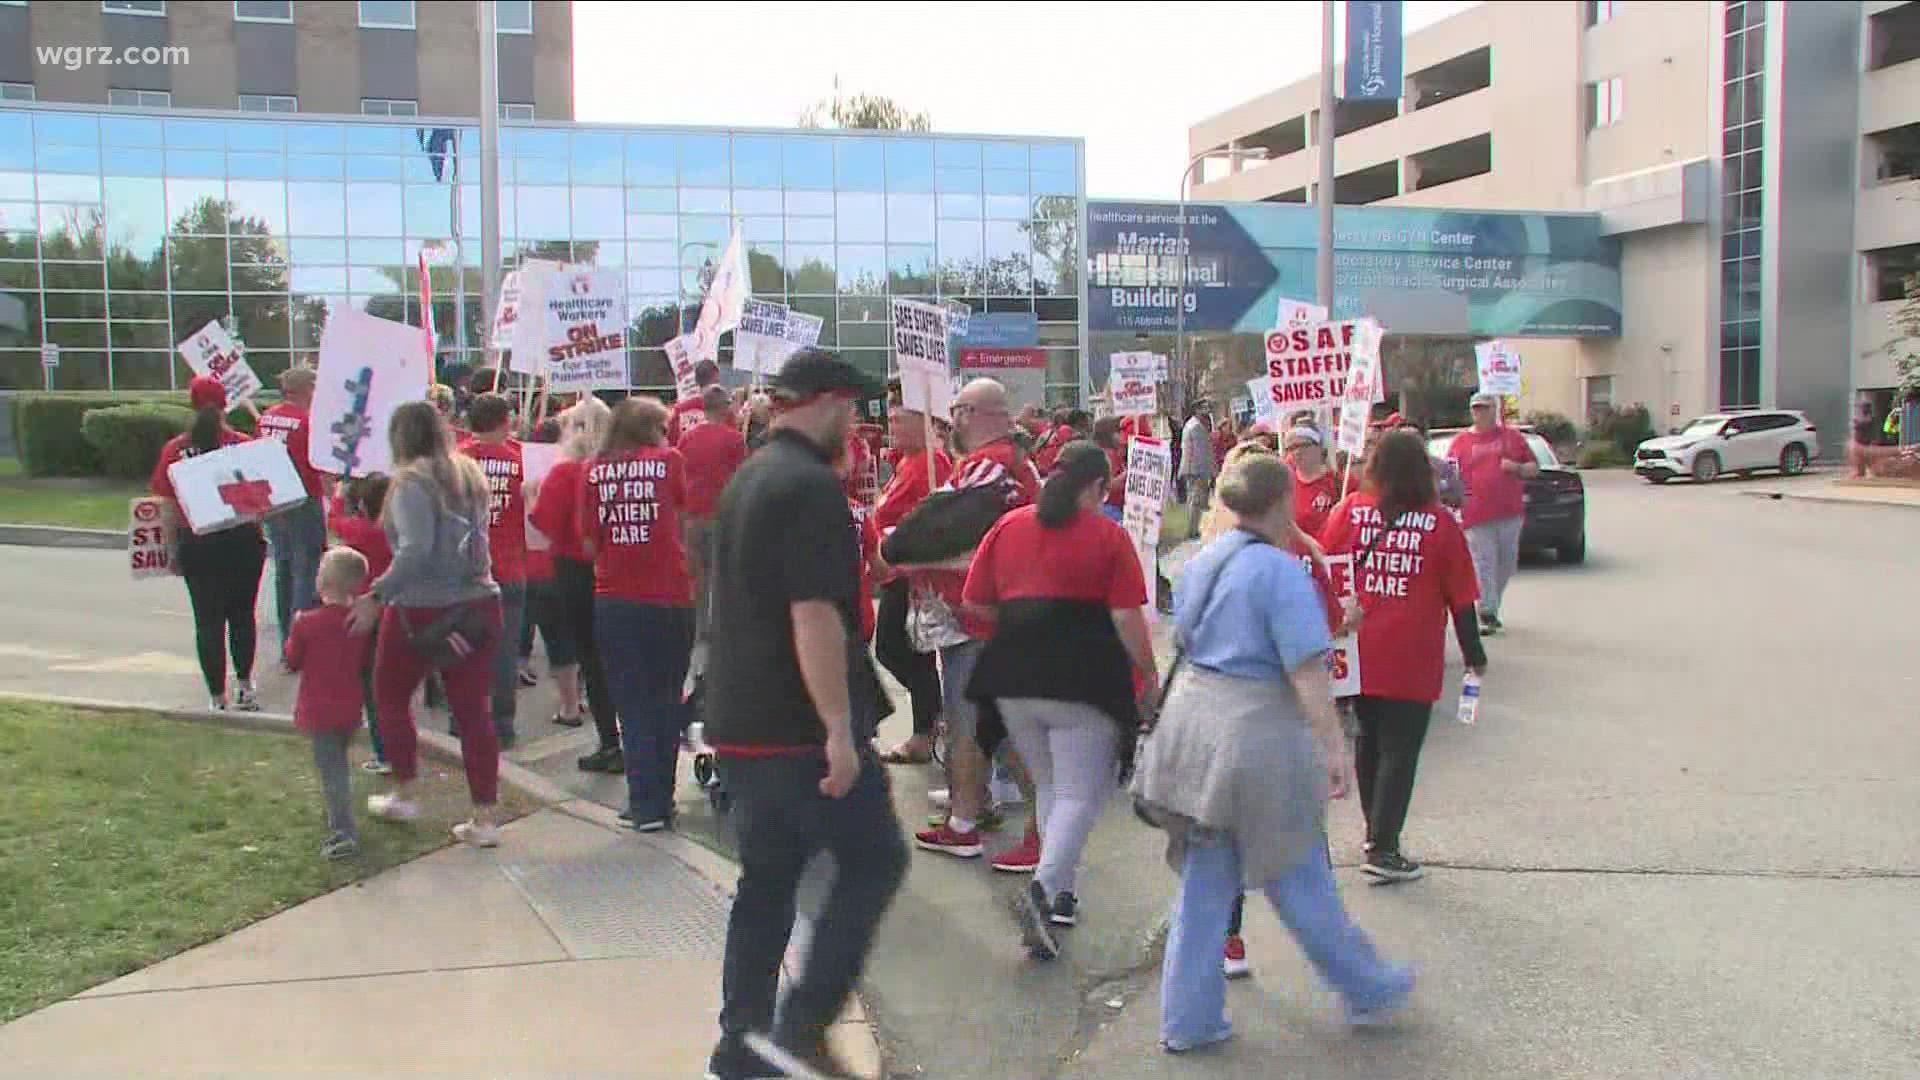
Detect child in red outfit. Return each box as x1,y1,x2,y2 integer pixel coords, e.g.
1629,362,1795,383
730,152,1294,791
284,547,378,859
328,474,392,771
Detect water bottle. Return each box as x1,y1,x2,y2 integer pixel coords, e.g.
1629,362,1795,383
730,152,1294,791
1456,672,1481,725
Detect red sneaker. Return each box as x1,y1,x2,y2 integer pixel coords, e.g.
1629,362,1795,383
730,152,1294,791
991,828,1041,873
914,822,984,859
1223,935,1252,979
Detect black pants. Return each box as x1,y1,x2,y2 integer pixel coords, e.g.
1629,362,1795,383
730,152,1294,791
1353,696,1433,856
556,555,617,748
177,525,267,697
872,576,939,736
714,749,907,1062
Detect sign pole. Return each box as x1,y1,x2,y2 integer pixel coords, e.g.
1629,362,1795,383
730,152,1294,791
1316,0,1337,313
477,0,503,372
922,382,938,492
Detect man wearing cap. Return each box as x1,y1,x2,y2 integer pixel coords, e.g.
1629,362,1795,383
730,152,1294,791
1285,424,1342,538
1447,393,1538,634
702,349,906,1080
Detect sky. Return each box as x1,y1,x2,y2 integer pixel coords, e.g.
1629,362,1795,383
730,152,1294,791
574,1,1481,201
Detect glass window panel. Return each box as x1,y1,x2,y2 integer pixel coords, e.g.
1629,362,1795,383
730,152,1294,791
938,192,983,219
227,152,284,181
787,216,833,243
571,187,623,237
570,131,622,184
44,347,108,388
100,115,163,147
0,119,27,171
836,296,887,322
786,245,835,293
165,149,223,178
1030,143,1075,173
287,154,343,180
102,147,162,177
291,265,349,292
584,238,625,266
1046,348,1079,387
983,142,1027,170
42,262,105,290
1032,171,1076,197
626,187,675,213
836,193,885,242
886,193,934,244
348,156,403,182
112,351,174,390
346,182,403,235
625,133,675,186
226,121,282,152
289,237,345,262
741,215,784,244
839,321,889,349
888,245,934,293
345,124,416,154
1744,26,1764,76
109,291,169,319
986,194,1029,220
163,118,225,151
45,291,107,320
939,219,983,290
627,213,676,240
503,127,565,159
985,169,1028,197
515,185,569,238
783,136,834,189
514,156,568,184
226,179,285,234
836,138,885,192
885,139,934,192
837,244,885,292
679,134,730,186
748,245,784,293
35,144,97,173
733,188,782,215
38,173,101,203
628,241,675,266
0,261,41,290
936,141,980,169
230,295,290,347
680,188,730,214
627,268,678,294
40,208,104,258
985,221,1031,294
169,236,229,290
106,246,165,290
348,238,400,264
166,177,225,225
349,266,400,293
284,124,343,152
1742,229,1761,258
35,114,98,148
733,135,781,188
403,184,453,236
785,190,834,217
936,167,980,194
679,216,730,246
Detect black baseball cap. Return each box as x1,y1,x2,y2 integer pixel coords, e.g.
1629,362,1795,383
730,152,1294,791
770,348,883,400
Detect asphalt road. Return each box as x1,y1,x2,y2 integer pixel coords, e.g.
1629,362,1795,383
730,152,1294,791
5,470,1918,1079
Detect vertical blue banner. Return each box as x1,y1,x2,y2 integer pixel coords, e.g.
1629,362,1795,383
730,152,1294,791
1344,0,1404,101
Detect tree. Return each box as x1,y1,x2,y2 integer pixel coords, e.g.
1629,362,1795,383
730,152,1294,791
799,91,931,132
1886,272,1920,405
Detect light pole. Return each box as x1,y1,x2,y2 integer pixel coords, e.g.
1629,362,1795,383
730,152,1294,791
1317,0,1337,312
1175,145,1269,417
477,0,502,371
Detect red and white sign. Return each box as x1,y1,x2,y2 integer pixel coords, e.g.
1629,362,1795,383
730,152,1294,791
177,321,262,405
127,497,178,579
1323,553,1362,697
1108,351,1159,417
1121,436,1172,619
541,268,629,391
665,334,702,400
957,347,1047,370
168,438,308,535
417,248,436,362
1475,339,1523,398
1264,320,1377,413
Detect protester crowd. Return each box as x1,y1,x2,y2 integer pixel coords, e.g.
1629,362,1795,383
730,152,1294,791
145,346,1526,1078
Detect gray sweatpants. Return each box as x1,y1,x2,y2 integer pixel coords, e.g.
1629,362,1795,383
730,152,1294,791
998,698,1119,899
1465,515,1524,619
311,730,357,840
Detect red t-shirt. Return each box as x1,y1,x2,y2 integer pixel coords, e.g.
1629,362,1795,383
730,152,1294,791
284,604,375,734
873,448,953,534
844,432,877,506
461,438,528,585
1104,444,1127,508
578,447,692,605
1447,426,1532,528
953,438,1040,507
1320,493,1480,704
964,506,1149,610
1292,468,1342,538
1035,424,1076,475
149,429,248,500
678,419,748,517
328,501,393,588
530,457,591,563
668,395,710,446
256,402,324,498
851,498,879,642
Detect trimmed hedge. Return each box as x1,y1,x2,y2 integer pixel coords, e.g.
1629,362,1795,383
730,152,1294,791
10,391,267,477
1578,443,1631,469
81,403,195,480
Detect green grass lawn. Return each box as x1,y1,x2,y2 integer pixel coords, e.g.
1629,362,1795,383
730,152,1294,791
0,700,536,1022
0,458,144,531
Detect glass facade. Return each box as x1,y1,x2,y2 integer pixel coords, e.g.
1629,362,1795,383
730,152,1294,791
1719,0,1765,408
0,103,1086,399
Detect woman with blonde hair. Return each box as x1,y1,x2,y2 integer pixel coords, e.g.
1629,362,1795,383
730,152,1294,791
530,395,624,773
350,400,504,846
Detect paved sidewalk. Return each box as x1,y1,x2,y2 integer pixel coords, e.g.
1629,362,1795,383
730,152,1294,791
0,803,879,1078
1738,477,1920,510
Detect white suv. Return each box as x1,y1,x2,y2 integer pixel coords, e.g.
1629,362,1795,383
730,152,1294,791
1634,410,1819,484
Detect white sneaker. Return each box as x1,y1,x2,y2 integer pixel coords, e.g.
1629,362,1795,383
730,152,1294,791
207,696,228,712
232,682,260,712
366,793,420,822
929,788,951,809
451,820,500,848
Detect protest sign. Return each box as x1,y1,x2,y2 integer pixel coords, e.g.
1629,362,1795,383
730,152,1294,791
177,321,263,405
893,299,953,422
127,496,178,579
1336,322,1385,452
1475,339,1523,397
1323,553,1362,697
169,438,308,535
541,269,629,391
693,221,749,343
735,299,824,375
521,442,562,552
311,304,431,477
1246,376,1278,426
665,334,702,399
1109,351,1159,417
1122,437,1173,618
506,259,566,375
1265,320,1378,413
1276,298,1329,330
491,269,525,352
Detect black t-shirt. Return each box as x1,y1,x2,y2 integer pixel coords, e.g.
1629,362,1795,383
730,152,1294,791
703,428,884,749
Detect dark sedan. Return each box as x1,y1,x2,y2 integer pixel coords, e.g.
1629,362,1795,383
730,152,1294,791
1429,428,1587,564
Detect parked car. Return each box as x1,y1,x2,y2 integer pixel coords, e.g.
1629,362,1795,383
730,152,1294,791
1633,410,1818,484
1429,427,1587,564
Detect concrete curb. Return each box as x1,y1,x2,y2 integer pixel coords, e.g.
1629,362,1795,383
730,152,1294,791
0,523,125,549
0,690,889,1077
1740,488,1920,511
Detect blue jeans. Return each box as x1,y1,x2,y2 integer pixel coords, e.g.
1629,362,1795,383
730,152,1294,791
594,599,694,822
490,580,528,739
267,499,326,643
1161,835,1410,1049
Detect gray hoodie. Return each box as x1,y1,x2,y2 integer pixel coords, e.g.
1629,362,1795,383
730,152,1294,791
370,470,498,608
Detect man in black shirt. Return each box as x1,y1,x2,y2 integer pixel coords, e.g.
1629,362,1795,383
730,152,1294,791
703,349,905,1080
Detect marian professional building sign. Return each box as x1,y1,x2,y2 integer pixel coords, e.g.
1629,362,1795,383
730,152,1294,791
1087,201,1623,339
